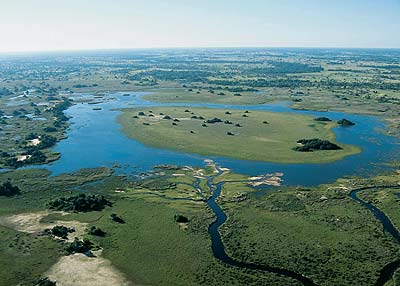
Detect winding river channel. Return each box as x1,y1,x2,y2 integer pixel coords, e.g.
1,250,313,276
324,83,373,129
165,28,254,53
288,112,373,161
206,166,317,285
348,186,400,286
30,91,400,285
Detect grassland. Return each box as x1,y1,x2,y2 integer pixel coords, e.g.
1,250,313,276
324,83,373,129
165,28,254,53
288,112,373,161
142,88,290,105
217,175,400,286
0,167,302,286
118,107,360,163
1,165,400,285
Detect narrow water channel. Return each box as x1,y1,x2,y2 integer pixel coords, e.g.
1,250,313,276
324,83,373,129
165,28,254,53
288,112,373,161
348,186,400,286
205,167,318,286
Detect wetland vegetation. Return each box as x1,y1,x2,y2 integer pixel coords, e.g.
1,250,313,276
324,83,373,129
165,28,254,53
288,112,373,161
0,48,399,286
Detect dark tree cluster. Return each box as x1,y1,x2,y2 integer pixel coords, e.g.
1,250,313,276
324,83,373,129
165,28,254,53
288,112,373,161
87,226,106,236
314,117,332,122
110,213,125,224
46,225,75,239
247,61,323,75
36,277,57,286
337,118,355,126
66,237,93,254
0,181,21,197
48,194,112,212
174,214,189,223
206,117,223,124
294,138,342,152
51,99,72,125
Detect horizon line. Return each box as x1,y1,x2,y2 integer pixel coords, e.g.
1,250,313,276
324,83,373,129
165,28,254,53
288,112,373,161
1,45,400,56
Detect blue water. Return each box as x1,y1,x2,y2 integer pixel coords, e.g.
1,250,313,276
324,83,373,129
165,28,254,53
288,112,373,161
38,92,399,186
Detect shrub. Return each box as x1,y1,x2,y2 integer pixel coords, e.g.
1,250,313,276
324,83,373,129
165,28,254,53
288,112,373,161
47,225,74,239
314,117,332,122
36,277,56,286
206,117,223,124
337,118,355,126
0,181,21,196
87,226,106,237
66,238,93,254
110,214,125,224
174,214,189,223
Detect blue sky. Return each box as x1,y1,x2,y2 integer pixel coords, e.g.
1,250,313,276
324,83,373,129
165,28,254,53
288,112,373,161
0,0,399,52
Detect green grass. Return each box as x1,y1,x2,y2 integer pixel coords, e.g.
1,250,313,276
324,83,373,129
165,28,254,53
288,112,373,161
0,226,64,286
220,186,400,286
118,106,360,163
143,88,288,105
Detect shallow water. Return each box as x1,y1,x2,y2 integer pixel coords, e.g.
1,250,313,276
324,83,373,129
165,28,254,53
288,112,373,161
38,92,399,186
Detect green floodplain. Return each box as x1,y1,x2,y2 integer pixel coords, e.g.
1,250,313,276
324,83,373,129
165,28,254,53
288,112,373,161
0,48,399,286
118,107,360,163
1,166,400,286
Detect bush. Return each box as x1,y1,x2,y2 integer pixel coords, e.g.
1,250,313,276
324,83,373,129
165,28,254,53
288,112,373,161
337,118,355,126
66,238,93,254
36,277,56,286
0,181,21,196
206,117,223,124
37,134,57,149
25,150,47,164
48,194,112,212
47,225,74,239
43,127,57,132
87,226,106,237
314,117,332,122
174,214,189,223
110,214,125,224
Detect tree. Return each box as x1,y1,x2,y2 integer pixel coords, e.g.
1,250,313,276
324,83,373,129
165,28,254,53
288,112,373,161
87,226,106,237
337,118,355,126
174,214,189,223
314,117,332,122
47,225,74,239
110,214,125,224
0,181,21,196
66,238,93,254
48,194,112,212
36,277,56,286
294,138,342,152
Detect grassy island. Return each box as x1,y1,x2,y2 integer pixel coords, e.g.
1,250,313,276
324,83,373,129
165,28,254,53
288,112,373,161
118,107,360,163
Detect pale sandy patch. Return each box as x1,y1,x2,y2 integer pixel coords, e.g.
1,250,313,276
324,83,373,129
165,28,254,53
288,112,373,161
27,138,41,146
46,250,133,286
17,154,31,161
172,173,185,177
178,222,189,230
252,136,281,143
248,172,284,187
249,176,282,187
0,211,87,242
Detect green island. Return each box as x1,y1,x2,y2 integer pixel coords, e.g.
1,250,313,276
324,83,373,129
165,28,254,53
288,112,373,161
118,107,360,163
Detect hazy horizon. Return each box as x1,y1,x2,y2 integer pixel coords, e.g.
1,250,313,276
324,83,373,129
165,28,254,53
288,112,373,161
0,0,399,53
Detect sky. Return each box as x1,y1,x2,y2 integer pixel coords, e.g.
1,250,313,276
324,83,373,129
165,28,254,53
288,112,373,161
0,0,399,53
